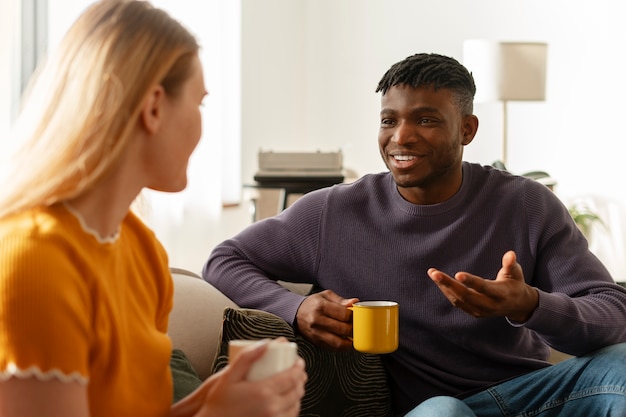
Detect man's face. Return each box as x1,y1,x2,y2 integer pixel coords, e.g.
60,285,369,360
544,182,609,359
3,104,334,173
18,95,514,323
378,84,476,205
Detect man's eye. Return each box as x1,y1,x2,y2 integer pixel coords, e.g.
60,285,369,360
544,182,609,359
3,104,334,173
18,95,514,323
381,119,395,126
419,118,436,125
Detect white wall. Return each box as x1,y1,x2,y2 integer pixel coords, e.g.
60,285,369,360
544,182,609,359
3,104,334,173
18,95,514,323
3,0,625,275
241,0,626,279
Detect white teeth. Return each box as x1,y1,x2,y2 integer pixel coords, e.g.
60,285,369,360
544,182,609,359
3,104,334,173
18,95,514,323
393,155,416,161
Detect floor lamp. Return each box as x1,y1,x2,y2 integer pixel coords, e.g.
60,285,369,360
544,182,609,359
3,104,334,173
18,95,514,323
462,40,548,167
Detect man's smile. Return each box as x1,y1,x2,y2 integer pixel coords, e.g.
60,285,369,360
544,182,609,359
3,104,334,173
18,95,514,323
389,153,423,170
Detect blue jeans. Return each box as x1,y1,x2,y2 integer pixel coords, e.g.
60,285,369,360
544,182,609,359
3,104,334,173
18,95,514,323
405,343,626,417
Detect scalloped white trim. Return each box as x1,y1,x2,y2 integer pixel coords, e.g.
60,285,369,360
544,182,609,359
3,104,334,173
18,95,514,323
0,363,88,385
62,201,120,244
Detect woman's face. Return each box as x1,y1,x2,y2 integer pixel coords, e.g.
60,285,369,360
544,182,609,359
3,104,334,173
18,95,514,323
145,54,207,193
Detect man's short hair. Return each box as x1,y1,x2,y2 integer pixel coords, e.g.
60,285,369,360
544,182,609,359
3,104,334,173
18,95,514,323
375,53,476,115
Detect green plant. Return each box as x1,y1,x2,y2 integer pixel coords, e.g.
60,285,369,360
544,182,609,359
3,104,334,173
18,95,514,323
568,204,605,238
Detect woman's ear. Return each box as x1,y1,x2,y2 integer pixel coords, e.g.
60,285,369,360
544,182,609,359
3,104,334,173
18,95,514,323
140,85,166,134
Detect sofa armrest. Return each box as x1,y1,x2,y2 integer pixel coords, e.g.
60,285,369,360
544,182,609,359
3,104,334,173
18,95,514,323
168,268,238,380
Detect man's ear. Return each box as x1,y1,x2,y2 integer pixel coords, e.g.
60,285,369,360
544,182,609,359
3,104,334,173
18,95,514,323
140,85,166,134
461,115,479,145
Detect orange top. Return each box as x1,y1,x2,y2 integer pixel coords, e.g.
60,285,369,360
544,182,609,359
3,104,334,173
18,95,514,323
0,204,173,417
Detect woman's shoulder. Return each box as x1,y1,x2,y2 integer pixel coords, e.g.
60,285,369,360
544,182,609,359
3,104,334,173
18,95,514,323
0,205,79,254
121,210,169,264
0,205,94,287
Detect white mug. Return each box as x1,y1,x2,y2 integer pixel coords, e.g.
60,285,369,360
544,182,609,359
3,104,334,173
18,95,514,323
228,339,298,381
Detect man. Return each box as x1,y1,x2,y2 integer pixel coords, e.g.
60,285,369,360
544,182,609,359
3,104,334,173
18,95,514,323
204,53,626,416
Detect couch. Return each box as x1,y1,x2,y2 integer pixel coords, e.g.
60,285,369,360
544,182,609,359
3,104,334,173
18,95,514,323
167,267,570,416
168,267,393,416
168,267,238,381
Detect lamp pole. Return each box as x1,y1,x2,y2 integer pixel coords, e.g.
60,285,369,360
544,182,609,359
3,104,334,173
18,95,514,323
502,100,509,166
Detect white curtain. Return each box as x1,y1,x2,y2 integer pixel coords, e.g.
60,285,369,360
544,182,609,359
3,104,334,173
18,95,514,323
1,0,242,269
144,0,242,270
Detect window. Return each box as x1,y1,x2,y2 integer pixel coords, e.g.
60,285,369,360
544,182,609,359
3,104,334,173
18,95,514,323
1,0,242,267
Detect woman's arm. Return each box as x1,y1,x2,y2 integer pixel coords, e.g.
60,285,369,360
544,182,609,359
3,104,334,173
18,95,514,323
0,378,89,417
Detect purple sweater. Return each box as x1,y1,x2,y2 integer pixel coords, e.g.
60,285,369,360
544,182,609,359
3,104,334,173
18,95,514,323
204,162,626,415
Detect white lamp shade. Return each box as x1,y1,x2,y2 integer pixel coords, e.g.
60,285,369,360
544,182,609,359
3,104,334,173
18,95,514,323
463,40,548,102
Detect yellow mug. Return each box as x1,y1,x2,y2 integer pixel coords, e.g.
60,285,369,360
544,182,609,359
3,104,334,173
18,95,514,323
348,301,399,354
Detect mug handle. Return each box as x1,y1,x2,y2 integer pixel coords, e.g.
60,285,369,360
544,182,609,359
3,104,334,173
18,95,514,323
346,306,354,341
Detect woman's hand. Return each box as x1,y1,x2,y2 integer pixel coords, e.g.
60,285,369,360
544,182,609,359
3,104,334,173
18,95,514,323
172,339,308,417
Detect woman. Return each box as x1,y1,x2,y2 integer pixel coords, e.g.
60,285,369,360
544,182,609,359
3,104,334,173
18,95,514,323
0,1,306,416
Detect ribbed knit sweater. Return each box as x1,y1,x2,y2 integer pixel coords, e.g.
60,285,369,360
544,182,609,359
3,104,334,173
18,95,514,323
204,162,626,415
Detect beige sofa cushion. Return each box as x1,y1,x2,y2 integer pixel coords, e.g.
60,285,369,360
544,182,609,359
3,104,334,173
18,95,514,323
168,268,237,380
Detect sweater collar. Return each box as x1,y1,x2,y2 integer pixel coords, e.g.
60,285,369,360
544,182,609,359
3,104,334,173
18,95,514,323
388,162,473,216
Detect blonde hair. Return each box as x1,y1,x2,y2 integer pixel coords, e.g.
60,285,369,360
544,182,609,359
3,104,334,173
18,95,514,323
0,0,199,219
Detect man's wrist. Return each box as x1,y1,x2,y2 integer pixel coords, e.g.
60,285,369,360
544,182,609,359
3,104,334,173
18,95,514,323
508,287,539,323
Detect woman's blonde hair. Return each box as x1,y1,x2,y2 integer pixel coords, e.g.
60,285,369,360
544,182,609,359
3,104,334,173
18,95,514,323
0,0,199,219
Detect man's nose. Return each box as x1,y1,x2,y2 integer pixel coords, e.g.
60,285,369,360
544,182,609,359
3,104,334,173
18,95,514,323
392,122,417,145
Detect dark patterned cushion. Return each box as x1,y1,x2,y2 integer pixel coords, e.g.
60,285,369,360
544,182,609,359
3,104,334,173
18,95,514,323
213,307,392,417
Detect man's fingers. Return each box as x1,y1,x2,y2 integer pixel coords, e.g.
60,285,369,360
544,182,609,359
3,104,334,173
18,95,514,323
299,292,350,325
341,297,360,307
455,272,488,295
320,289,353,305
296,290,359,351
502,250,517,267
427,268,449,283
500,250,519,275
428,250,534,319
429,268,473,294
429,268,493,314
305,314,354,351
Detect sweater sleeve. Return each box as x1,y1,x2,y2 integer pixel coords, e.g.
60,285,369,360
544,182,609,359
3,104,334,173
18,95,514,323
526,284,626,356
520,180,626,355
203,188,330,324
0,229,90,383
